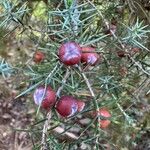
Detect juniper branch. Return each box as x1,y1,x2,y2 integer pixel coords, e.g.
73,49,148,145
88,0,150,76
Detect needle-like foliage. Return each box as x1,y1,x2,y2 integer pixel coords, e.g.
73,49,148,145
0,0,150,149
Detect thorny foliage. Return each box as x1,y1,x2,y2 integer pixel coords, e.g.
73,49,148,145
0,0,150,149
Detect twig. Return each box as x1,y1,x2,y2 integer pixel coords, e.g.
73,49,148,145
87,0,125,48
77,65,100,127
14,132,18,150
133,1,150,24
41,67,76,150
71,0,79,35
128,55,150,76
117,103,133,125
78,66,95,97
41,111,51,150
133,78,150,98
53,126,78,140
56,0,63,9
77,65,101,147
88,0,150,76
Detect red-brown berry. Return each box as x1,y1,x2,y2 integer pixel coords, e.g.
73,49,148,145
56,96,78,117
93,108,111,129
117,50,126,58
58,42,82,66
99,108,111,128
34,51,45,63
81,47,100,66
131,47,140,54
33,85,56,110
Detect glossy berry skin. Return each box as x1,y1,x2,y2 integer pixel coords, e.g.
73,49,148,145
98,108,111,129
56,96,78,117
117,51,126,58
34,51,45,63
58,42,82,66
81,47,100,66
76,100,85,112
33,85,56,110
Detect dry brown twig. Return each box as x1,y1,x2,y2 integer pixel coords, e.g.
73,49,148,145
133,78,150,98
77,65,101,147
41,111,51,150
77,65,100,127
53,126,78,140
